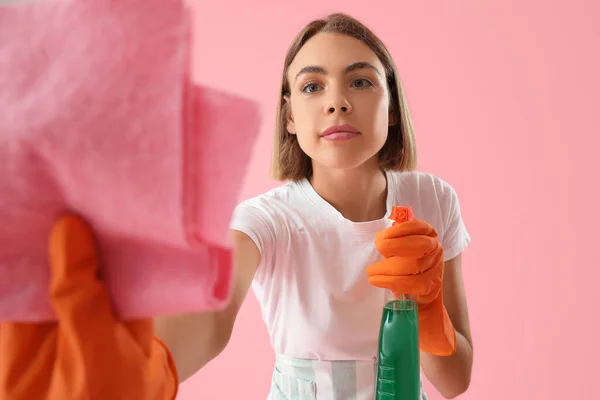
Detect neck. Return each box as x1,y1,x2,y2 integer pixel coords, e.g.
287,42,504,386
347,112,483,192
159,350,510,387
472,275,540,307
309,159,388,222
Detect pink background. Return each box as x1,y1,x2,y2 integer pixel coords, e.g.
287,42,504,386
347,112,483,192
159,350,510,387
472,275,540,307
180,0,599,399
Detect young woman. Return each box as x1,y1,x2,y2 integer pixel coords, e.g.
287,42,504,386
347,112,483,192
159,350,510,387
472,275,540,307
155,13,473,400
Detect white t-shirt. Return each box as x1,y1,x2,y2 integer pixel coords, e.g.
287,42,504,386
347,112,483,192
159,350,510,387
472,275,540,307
229,170,470,362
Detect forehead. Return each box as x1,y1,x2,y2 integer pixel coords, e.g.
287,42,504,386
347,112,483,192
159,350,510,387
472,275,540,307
288,32,384,77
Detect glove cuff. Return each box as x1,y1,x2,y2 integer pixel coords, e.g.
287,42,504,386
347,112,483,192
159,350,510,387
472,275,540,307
152,336,180,399
418,296,456,356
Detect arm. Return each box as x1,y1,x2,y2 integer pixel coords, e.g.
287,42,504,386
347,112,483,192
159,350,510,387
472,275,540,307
153,230,261,382
421,253,473,399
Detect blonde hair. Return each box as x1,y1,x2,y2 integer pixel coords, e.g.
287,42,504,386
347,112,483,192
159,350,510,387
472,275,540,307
271,13,418,181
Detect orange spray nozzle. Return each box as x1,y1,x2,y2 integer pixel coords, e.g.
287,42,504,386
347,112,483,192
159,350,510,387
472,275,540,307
389,206,416,225
387,206,417,303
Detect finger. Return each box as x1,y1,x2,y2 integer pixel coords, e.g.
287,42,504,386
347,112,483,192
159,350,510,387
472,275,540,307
368,267,442,304
367,257,412,277
375,220,438,241
366,253,439,277
0,322,56,397
48,215,127,393
48,214,116,331
375,235,440,258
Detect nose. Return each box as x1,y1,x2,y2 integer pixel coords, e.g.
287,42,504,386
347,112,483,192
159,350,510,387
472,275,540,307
324,92,353,115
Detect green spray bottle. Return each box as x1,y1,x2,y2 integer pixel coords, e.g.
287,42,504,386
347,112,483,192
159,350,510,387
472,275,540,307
375,206,420,400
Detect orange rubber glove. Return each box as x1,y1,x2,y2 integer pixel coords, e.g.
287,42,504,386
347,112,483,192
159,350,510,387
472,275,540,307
0,214,179,400
367,206,456,356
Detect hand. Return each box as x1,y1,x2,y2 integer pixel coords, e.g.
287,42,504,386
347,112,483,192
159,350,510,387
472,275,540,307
0,214,179,399
367,219,456,356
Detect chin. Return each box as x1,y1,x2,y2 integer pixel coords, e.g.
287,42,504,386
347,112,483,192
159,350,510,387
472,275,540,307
317,152,379,172
300,139,385,172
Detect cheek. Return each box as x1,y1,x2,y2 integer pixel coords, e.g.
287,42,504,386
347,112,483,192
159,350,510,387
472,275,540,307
288,102,316,155
357,93,390,136
374,92,391,124
291,101,318,139
375,101,390,137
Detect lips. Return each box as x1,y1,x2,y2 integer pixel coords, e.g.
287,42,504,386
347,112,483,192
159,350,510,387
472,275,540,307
320,124,360,141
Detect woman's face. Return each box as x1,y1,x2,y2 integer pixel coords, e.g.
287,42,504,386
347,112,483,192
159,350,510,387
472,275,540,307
286,32,391,173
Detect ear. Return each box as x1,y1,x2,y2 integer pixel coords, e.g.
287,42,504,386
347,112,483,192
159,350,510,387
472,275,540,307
283,95,296,134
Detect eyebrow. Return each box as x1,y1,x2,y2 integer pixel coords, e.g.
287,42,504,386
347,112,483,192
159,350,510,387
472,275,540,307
294,62,382,82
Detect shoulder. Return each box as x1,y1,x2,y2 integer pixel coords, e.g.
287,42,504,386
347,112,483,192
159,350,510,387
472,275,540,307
388,170,470,259
229,181,302,255
388,170,458,208
233,181,300,220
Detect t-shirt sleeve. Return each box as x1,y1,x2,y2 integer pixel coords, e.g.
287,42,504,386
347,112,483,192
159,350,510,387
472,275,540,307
438,180,471,261
228,199,277,275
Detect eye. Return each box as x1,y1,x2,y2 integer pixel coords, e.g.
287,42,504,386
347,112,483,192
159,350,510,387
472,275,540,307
351,78,374,89
301,82,321,94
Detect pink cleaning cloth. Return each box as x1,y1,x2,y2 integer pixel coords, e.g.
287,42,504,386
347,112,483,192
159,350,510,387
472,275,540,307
0,0,261,322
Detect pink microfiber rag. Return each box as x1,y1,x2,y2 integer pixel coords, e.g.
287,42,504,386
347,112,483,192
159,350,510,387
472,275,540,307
0,0,261,322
